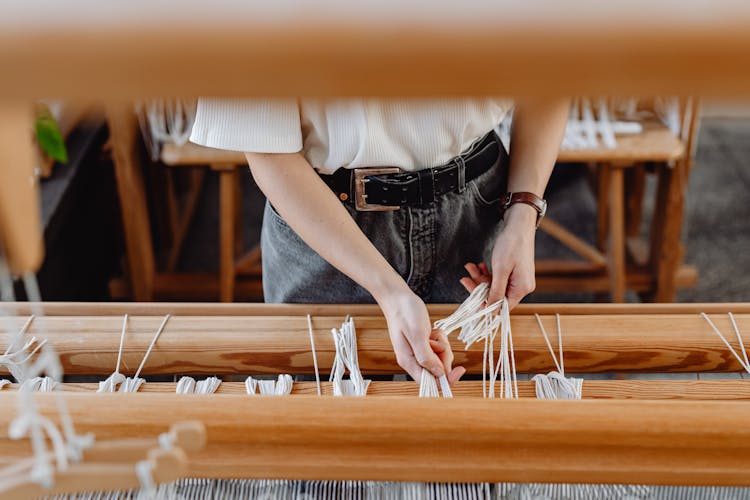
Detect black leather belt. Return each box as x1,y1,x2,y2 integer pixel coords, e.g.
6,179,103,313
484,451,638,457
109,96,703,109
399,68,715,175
320,131,501,211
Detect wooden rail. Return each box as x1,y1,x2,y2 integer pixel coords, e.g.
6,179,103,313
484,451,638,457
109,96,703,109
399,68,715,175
1,394,750,485
3,1,750,98
1,311,749,374
4,380,749,400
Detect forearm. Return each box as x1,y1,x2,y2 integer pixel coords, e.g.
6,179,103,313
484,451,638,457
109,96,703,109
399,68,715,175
247,152,408,303
508,98,569,195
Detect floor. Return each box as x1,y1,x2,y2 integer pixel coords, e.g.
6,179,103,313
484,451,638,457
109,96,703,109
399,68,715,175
178,118,750,303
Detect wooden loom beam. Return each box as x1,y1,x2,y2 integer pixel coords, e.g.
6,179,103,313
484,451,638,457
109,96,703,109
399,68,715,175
3,380,749,400
1,393,750,486
1,312,749,374
5,302,750,316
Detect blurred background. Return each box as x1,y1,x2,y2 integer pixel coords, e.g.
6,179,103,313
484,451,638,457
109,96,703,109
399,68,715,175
16,98,750,304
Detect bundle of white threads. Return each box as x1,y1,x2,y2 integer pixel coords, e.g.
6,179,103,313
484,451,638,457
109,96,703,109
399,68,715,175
0,316,47,382
531,314,583,400
329,316,370,397
434,283,517,399
245,374,294,396
418,368,453,398
176,376,222,395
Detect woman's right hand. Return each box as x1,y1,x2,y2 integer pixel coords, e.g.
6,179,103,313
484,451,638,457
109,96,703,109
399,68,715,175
378,288,465,384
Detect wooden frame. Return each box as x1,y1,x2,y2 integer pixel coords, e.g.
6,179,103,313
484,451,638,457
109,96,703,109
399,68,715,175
2,302,750,486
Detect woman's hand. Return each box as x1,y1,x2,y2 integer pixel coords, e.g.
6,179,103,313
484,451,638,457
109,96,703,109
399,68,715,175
378,288,465,383
460,204,537,309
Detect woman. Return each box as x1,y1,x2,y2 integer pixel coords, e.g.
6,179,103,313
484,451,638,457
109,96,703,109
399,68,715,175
190,97,569,383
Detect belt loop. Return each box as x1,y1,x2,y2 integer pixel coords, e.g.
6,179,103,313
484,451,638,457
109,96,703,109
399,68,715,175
456,156,466,193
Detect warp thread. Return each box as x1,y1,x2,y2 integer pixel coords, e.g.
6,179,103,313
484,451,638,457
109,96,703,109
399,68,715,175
245,375,294,396
329,316,370,396
176,376,222,395
434,283,517,399
531,313,583,400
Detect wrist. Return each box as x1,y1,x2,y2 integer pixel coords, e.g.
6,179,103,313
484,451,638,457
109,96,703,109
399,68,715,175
503,203,538,230
371,271,413,308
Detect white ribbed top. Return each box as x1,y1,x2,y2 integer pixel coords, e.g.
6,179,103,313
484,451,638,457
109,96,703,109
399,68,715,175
189,98,511,174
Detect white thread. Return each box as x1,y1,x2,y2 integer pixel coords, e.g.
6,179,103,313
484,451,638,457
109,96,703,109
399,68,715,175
531,314,583,400
274,374,293,395
120,315,171,393
438,375,453,398
329,317,369,396
245,375,293,396
245,377,258,395
19,376,57,392
701,312,750,375
176,376,197,394
435,283,517,399
196,376,222,394
0,379,10,390
98,314,129,393
417,371,453,398
135,459,157,496
0,316,48,382
307,314,322,396
418,368,439,398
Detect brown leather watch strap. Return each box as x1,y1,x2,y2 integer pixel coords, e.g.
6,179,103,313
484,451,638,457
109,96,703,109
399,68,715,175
501,192,548,228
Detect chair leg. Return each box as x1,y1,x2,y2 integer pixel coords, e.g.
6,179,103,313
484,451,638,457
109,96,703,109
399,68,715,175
217,166,238,302
596,165,611,252
608,167,626,303
646,160,687,302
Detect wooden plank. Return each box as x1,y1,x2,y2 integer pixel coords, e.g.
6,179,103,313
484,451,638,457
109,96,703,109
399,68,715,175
3,2,750,99
2,393,750,485
6,380,749,400
1,313,750,375
0,102,43,275
4,302,750,317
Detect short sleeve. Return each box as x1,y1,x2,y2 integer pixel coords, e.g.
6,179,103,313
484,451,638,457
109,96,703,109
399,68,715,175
189,98,302,153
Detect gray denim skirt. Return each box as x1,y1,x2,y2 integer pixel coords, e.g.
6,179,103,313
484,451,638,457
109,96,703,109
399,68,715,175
261,138,509,304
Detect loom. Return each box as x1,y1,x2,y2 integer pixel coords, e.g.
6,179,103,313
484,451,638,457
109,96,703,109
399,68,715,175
0,302,750,498
3,1,750,498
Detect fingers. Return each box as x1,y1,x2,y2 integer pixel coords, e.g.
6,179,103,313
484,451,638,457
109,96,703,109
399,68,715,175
429,330,454,376
392,334,424,381
459,277,478,293
411,337,446,378
448,366,466,385
464,263,491,284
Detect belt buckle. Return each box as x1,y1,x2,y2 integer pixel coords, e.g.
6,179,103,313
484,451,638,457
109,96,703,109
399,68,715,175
353,167,401,211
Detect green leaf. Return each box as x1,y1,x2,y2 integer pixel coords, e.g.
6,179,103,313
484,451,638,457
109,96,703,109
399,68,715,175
35,114,68,164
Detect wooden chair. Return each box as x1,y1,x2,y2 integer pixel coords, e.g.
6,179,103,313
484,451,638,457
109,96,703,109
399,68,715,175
537,99,701,302
107,106,262,302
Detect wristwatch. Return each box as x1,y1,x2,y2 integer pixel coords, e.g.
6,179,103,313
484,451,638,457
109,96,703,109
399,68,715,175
501,192,547,228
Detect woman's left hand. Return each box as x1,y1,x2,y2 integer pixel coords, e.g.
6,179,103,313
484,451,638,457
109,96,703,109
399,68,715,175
460,204,538,309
